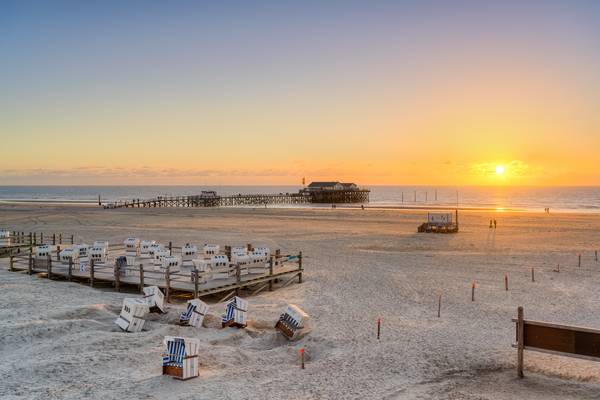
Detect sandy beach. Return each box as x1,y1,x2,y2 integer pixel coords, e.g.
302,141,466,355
1,204,600,399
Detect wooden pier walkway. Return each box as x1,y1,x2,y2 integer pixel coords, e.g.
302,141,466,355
104,190,370,209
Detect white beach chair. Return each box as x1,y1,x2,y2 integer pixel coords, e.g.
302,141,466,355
202,244,220,256
221,296,248,328
179,299,209,328
275,304,310,340
124,237,140,257
115,298,150,333
140,240,156,258
143,286,166,313
181,244,197,266
162,336,200,380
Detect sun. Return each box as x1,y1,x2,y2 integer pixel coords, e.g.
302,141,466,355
495,165,505,175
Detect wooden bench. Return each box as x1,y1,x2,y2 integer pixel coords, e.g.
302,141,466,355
513,306,600,377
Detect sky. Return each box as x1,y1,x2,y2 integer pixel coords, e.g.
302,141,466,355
1,1,599,186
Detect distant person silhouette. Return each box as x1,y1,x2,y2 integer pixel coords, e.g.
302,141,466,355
493,219,497,229
489,220,493,228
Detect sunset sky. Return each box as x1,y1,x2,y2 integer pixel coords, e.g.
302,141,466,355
1,1,599,186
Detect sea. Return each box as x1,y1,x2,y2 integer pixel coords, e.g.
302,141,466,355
0,185,599,213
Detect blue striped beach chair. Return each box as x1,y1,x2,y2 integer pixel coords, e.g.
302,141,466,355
221,296,248,328
275,304,309,340
162,336,200,380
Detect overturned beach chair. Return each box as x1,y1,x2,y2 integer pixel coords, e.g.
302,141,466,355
143,286,166,313
179,299,209,328
275,304,310,340
162,336,200,380
222,296,248,328
115,298,150,333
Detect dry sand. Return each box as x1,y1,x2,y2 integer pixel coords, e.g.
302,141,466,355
1,204,600,399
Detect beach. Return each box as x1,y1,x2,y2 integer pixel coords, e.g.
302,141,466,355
1,204,600,399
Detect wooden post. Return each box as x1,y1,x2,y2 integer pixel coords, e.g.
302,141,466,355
28,232,32,245
517,306,524,378
531,267,535,282
505,274,509,291
90,259,95,287
33,232,37,245
28,249,33,275
578,254,581,268
595,250,598,262
437,294,441,318
70,234,74,244
377,318,381,339
165,266,171,303
194,268,199,299
139,264,144,293
235,263,241,296
268,256,274,291
471,281,475,301
298,251,303,283
52,233,56,245
300,348,305,369
114,259,121,292
67,257,72,281
47,254,52,279
169,241,172,256
9,255,14,272
56,245,61,261
40,232,43,244
59,233,62,244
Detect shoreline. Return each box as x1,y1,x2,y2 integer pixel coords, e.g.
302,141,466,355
0,199,598,216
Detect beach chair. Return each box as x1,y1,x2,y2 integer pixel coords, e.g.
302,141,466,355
202,244,220,256
124,237,140,257
210,255,232,280
181,244,197,266
153,249,170,270
115,298,150,333
140,240,156,258
275,304,310,340
59,248,79,265
89,245,108,264
162,336,200,380
221,296,248,328
179,299,209,328
143,285,166,313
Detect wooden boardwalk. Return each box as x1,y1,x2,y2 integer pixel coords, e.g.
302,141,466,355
3,245,303,302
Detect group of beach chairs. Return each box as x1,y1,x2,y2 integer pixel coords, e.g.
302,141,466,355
114,285,309,380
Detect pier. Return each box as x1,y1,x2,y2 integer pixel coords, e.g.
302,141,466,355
103,185,370,209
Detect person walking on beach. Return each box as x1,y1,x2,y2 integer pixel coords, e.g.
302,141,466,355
493,219,497,229
489,220,493,228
